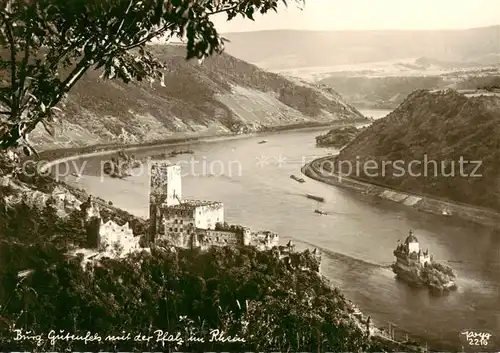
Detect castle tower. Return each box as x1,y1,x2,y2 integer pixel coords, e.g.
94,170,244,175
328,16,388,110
242,227,252,246
312,248,321,272
82,196,102,249
404,229,419,254
148,162,182,243
149,162,182,206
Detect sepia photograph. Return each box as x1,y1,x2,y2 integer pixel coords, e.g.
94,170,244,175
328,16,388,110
0,0,499,351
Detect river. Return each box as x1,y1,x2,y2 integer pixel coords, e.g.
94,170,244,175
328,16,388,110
60,109,500,350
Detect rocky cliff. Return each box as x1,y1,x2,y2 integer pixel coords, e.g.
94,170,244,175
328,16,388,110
28,45,365,151
335,89,500,211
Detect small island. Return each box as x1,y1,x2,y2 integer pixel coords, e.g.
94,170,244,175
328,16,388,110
315,126,363,148
392,230,457,293
103,149,141,178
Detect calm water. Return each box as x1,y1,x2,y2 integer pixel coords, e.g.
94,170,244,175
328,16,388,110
60,109,500,350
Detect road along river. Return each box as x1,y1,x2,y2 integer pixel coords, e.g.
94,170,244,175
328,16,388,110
57,109,500,350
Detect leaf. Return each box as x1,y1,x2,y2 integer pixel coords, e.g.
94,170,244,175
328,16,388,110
246,6,255,20
22,146,31,156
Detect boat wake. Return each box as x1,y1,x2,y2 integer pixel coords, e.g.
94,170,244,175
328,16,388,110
291,238,389,270
315,209,361,219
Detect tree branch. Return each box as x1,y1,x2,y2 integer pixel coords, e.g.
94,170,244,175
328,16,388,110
16,24,32,114
2,15,17,119
19,57,93,141
115,0,135,39
206,3,241,16
48,44,80,71
46,57,92,112
119,25,173,51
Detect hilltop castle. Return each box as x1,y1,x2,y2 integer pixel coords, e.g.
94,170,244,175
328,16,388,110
67,162,323,269
148,162,279,250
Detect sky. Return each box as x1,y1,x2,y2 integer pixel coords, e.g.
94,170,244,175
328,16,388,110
211,0,500,32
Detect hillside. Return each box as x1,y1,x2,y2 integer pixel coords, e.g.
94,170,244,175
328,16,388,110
319,72,500,109
221,26,500,71
28,45,365,151
334,89,500,211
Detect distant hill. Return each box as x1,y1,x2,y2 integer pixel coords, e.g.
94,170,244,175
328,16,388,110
318,70,500,109
335,89,500,210
221,26,500,71
318,76,448,109
28,45,365,150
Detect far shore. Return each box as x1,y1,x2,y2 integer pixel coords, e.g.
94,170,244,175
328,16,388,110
302,155,500,230
36,119,369,170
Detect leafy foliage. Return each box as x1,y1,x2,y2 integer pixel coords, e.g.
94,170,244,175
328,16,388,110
0,190,87,247
0,240,416,352
0,0,303,153
215,221,246,235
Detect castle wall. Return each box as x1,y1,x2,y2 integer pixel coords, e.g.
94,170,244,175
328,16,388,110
163,207,196,233
249,230,279,250
193,203,224,230
408,242,419,253
159,207,196,248
395,256,408,266
100,220,135,243
167,228,195,248
420,254,431,266
99,220,140,254
196,229,243,249
396,251,431,269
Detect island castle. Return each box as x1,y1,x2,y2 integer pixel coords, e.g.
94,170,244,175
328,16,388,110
393,229,432,267
147,162,280,251
392,229,457,292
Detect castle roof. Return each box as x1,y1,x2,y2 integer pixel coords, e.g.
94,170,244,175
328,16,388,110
404,229,418,244
163,199,222,210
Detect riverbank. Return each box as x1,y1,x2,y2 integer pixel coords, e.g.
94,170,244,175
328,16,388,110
302,155,500,230
319,274,425,351
36,118,369,163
